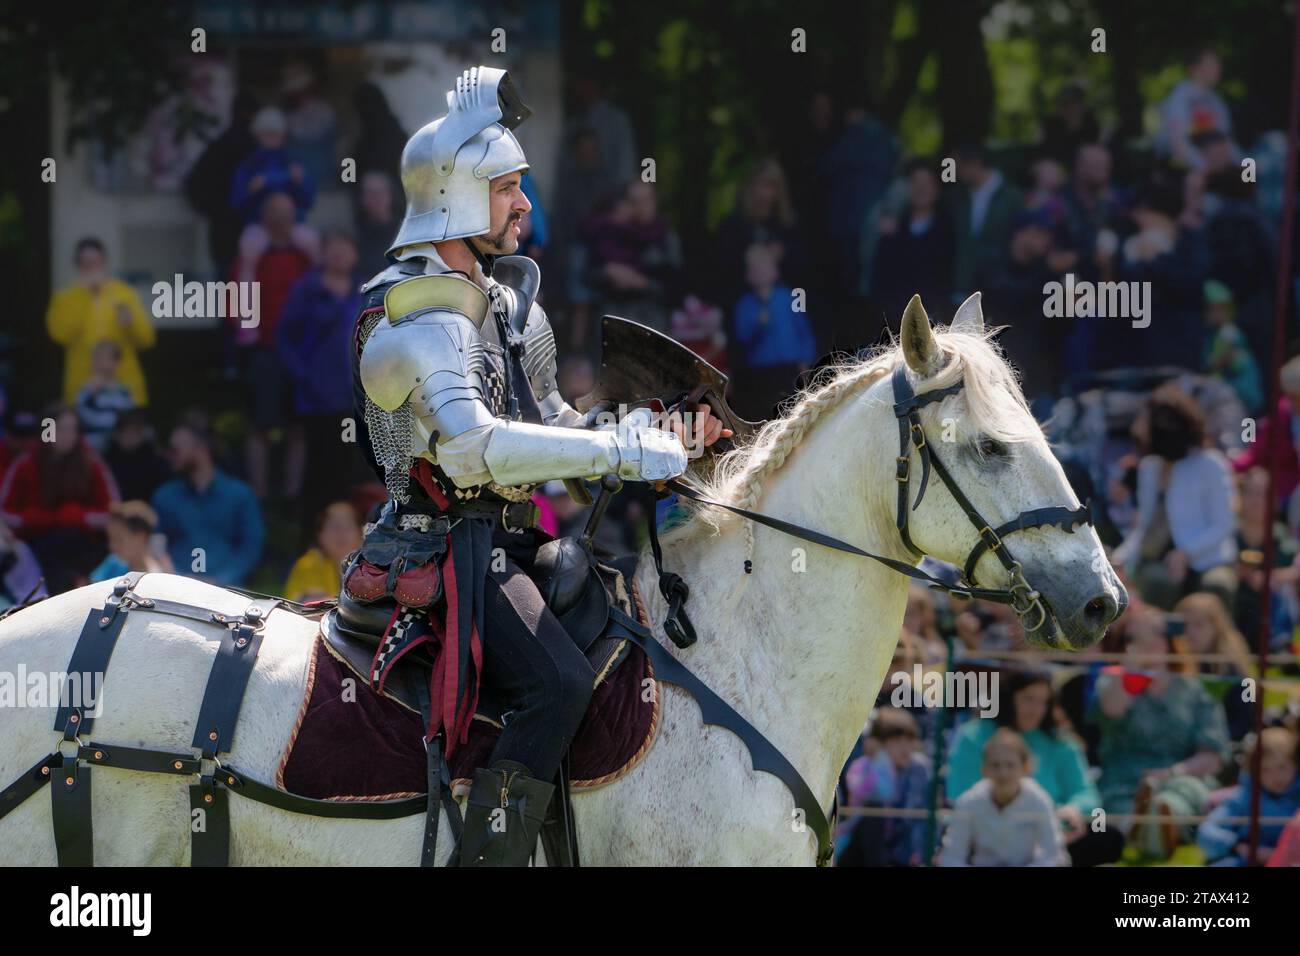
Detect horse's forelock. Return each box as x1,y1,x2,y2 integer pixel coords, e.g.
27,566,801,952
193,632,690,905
929,328,1041,445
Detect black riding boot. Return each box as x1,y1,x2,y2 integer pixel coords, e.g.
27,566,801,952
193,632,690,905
459,760,555,867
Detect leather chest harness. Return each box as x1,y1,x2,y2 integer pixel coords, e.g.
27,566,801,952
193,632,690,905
0,576,454,867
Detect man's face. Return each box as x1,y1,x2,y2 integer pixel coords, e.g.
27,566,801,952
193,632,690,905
77,247,107,286
261,192,297,240
471,173,531,255
256,129,286,151
1202,138,1232,174
114,420,148,451
626,181,656,223
1019,224,1052,258
168,428,202,474
1076,145,1111,188
91,343,119,378
907,168,938,209
1192,52,1221,87
960,156,988,186
574,133,600,169
53,412,80,453
322,236,358,274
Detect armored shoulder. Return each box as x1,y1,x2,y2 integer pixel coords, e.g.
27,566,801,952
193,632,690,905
358,274,491,412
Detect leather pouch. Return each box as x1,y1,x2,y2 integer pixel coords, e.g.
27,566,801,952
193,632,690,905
343,509,450,610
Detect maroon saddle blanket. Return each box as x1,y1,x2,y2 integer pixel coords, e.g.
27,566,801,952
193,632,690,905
277,587,660,798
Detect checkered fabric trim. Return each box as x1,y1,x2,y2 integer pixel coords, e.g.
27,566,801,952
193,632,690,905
484,365,506,416
370,609,428,688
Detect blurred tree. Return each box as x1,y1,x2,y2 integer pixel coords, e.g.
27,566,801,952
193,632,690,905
564,0,1288,283
0,2,188,410
0,2,189,408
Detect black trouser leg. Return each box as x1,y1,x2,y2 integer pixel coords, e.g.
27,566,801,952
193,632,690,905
460,552,594,866
1066,827,1126,867
479,556,594,786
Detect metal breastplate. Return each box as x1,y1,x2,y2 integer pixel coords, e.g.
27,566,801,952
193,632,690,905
437,318,537,506
358,259,554,509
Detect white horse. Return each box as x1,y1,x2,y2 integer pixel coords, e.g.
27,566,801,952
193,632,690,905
0,294,1124,865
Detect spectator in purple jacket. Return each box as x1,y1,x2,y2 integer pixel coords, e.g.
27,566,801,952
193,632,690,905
276,232,369,530
229,107,317,225
838,707,931,866
579,180,683,334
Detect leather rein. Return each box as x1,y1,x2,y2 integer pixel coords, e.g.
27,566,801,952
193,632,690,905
664,365,1093,633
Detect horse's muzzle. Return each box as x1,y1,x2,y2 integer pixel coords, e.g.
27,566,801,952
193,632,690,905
1051,575,1128,649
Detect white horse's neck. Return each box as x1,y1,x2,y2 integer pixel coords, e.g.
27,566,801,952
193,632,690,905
637,374,909,805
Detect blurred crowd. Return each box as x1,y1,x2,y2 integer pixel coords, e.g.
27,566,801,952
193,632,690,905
834,48,1300,868
2,48,1299,866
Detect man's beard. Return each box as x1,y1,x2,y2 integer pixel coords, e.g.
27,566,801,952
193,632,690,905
475,215,521,254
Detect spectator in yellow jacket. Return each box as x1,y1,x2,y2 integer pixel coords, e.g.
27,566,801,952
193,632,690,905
284,500,363,602
47,238,155,406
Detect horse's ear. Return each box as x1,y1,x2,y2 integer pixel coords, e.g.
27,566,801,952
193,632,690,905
901,294,941,376
952,292,985,335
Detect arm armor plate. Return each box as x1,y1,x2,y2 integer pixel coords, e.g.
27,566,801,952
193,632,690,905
359,309,685,488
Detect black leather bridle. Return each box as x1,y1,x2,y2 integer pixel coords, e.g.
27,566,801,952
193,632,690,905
661,364,1095,636
889,366,1092,632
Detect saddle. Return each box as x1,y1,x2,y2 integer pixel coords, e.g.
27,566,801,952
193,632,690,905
323,536,635,723
301,541,658,868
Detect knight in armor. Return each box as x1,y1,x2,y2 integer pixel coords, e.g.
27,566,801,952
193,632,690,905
347,67,727,866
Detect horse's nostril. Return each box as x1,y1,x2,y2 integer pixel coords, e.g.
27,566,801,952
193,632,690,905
1083,594,1116,625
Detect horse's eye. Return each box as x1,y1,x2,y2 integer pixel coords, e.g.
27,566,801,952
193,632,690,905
977,437,1008,459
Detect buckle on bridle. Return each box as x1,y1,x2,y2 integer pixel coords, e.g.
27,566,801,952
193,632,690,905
895,456,911,482
909,421,926,449
978,526,1002,551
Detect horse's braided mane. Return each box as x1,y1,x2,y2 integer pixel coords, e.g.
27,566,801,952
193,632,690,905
714,356,891,502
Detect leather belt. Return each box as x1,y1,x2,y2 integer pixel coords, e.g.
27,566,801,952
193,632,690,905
448,497,539,533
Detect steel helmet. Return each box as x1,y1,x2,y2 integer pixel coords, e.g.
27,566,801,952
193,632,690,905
388,66,532,254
